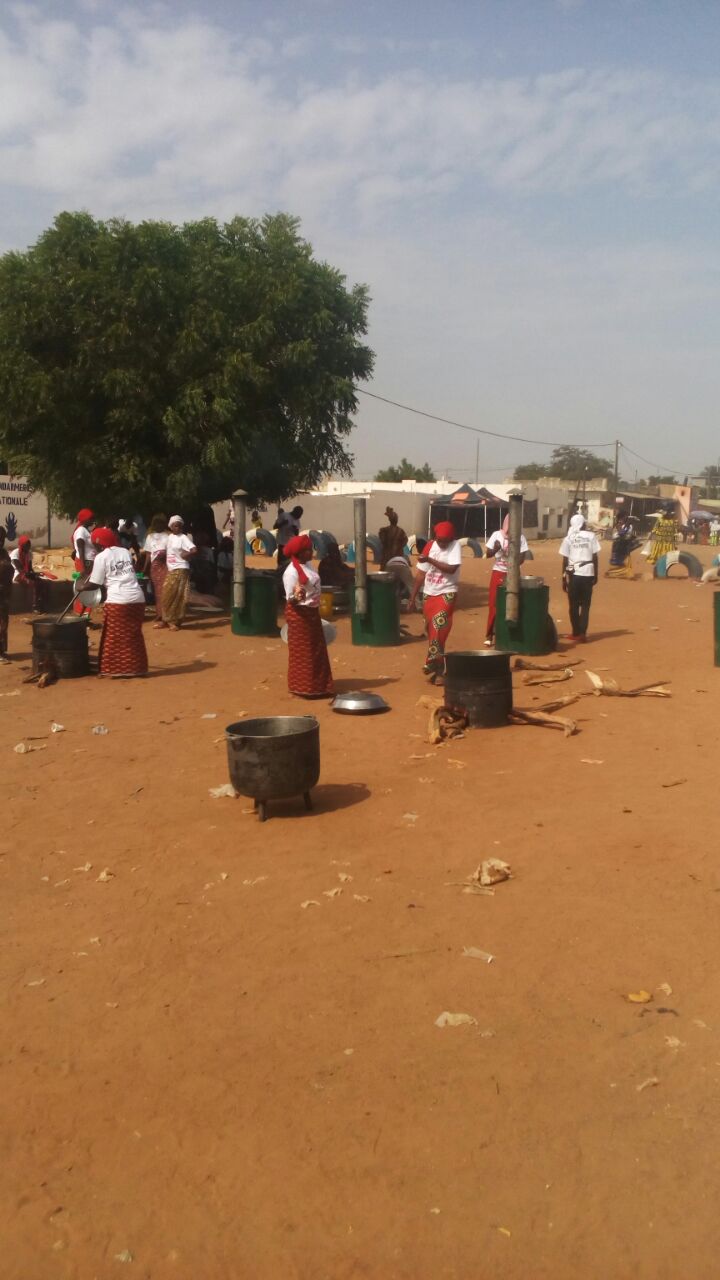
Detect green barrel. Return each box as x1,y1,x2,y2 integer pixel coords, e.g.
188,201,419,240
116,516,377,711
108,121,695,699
495,581,554,655
351,573,401,646
714,592,720,667
231,570,280,637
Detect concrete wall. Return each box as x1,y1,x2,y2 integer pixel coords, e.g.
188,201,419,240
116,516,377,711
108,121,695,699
212,491,435,545
0,475,74,549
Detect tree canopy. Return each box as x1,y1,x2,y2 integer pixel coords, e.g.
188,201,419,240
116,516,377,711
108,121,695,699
514,446,613,483
0,212,373,516
374,457,436,482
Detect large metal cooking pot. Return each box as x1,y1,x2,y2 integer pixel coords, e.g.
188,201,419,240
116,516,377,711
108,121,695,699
225,715,320,822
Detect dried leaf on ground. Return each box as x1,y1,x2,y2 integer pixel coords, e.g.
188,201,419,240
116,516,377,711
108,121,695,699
435,1011,477,1028
657,982,673,996
581,758,604,765
301,899,320,909
96,868,115,883
626,990,652,1004
338,872,353,883
353,894,371,903
14,742,47,754
323,887,343,899
470,858,512,887
522,668,574,687
510,708,577,736
242,876,267,886
462,947,495,962
209,784,237,798
50,723,65,733
661,779,687,789
91,724,109,735
636,1076,659,1093
428,705,467,745
26,978,46,987
74,862,92,872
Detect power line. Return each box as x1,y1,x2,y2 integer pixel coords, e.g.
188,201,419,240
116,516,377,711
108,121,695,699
619,443,686,478
356,387,615,450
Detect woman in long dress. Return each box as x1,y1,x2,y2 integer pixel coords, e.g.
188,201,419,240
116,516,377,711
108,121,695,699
282,534,334,698
409,521,462,677
161,516,197,630
88,527,148,677
142,514,170,627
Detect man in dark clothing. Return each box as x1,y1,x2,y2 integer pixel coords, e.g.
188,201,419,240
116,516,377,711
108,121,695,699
378,507,407,568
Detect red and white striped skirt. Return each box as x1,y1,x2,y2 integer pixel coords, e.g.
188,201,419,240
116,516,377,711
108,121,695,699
98,602,148,676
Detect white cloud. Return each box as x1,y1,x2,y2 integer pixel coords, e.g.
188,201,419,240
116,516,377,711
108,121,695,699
0,9,719,222
1,7,719,474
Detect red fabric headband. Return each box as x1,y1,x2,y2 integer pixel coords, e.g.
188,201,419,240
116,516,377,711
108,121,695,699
434,521,456,540
91,526,119,550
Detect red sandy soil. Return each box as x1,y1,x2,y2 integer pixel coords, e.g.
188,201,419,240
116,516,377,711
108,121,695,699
2,541,720,1280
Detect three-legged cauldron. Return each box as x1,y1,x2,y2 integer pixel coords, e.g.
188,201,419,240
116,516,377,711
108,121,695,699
225,716,320,821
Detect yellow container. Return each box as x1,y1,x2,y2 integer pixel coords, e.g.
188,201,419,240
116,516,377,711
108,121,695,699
319,590,334,621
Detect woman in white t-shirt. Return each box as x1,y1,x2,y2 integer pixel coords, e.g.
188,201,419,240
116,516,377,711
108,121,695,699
484,515,529,646
282,534,334,697
89,527,148,677
142,513,170,628
72,507,97,618
161,516,197,630
409,521,462,677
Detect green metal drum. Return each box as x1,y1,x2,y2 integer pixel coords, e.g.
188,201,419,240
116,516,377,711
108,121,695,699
231,570,280,637
495,581,554,655
351,573,401,647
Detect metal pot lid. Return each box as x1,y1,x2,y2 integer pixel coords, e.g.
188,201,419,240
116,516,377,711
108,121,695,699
331,690,390,714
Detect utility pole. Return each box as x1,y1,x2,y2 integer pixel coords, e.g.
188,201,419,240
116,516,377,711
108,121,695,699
475,439,479,485
613,440,620,493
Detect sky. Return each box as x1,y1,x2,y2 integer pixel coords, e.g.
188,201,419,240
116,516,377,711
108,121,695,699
2,0,720,483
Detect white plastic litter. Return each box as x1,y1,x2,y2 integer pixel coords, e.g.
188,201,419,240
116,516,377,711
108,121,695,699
50,723,66,733
91,725,109,736
209,784,237,798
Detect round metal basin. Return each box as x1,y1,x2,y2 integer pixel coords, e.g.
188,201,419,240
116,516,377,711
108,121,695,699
225,715,320,819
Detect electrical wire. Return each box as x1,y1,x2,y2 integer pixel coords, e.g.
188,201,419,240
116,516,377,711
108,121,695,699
619,443,686,479
356,387,615,450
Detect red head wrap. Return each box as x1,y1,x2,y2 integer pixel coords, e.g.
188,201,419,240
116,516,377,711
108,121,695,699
75,508,94,526
91,526,119,550
18,535,31,548
284,533,312,584
434,521,456,541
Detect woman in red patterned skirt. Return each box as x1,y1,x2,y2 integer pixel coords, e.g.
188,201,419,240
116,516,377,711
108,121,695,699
282,534,333,698
88,527,148,677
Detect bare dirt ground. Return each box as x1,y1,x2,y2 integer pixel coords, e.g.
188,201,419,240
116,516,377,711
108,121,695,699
3,540,720,1280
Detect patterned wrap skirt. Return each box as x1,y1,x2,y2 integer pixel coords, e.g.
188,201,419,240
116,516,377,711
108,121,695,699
423,592,457,674
150,558,169,620
162,569,190,625
285,601,334,697
98,602,148,676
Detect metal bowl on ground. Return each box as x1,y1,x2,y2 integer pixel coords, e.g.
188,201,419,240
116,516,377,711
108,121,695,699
225,715,320,822
331,691,390,715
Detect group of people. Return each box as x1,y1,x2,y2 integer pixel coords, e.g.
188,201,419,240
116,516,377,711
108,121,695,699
276,507,605,698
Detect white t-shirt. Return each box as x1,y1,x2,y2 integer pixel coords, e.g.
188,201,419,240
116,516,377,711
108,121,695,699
559,528,602,577
283,562,321,607
417,540,462,597
89,546,145,604
10,548,22,581
143,531,169,562
166,532,195,572
73,525,96,563
486,529,529,575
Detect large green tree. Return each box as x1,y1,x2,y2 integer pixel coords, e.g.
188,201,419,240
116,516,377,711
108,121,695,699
374,457,436,482
514,446,613,483
0,212,373,515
